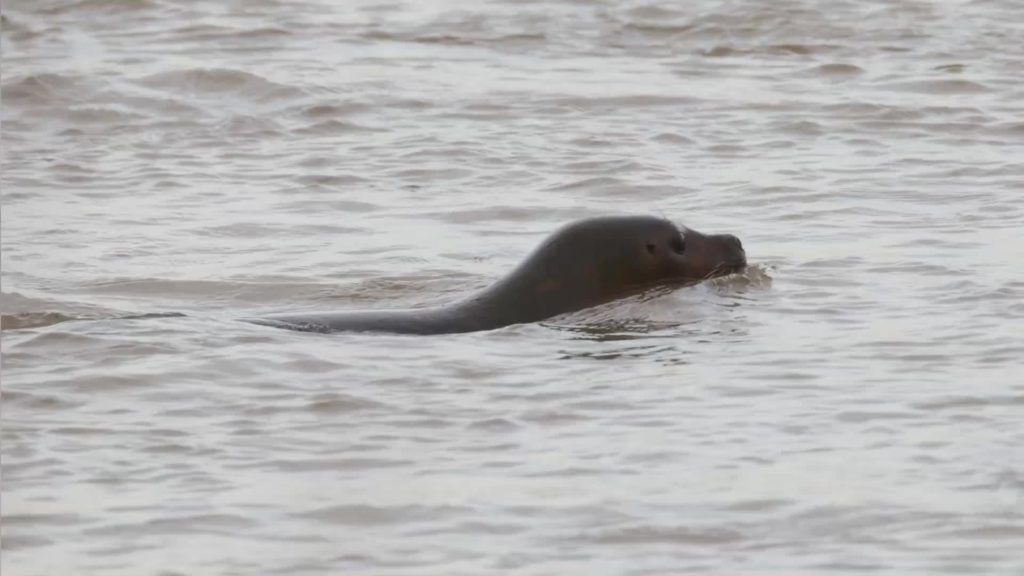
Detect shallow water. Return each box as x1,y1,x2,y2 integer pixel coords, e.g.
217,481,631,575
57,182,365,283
2,0,1023,574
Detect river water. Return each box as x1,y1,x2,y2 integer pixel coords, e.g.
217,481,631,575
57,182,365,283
2,0,1023,574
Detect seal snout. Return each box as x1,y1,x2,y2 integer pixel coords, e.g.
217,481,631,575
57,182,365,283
723,234,743,252
718,233,747,271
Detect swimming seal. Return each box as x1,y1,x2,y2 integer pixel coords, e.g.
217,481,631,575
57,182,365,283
252,215,746,335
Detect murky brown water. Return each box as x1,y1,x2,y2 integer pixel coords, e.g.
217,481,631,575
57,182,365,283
3,0,1023,574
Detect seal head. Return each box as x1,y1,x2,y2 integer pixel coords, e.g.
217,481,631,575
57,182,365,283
468,216,746,327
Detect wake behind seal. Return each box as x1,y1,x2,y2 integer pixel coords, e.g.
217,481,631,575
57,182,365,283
250,215,747,335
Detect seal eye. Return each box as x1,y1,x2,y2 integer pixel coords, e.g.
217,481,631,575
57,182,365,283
645,242,657,255
670,236,686,254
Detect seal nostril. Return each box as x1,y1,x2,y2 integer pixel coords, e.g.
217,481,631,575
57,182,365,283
726,234,743,251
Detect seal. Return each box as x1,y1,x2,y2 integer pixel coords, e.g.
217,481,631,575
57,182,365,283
251,215,746,335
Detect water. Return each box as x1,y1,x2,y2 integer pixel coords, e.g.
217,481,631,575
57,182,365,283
3,0,1023,574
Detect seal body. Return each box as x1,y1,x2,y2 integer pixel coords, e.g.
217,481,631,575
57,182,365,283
252,215,746,335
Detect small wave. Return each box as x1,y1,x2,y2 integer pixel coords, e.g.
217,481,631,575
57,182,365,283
767,43,834,55
64,106,147,124
213,114,284,135
616,5,696,33
0,14,48,42
835,410,918,423
701,45,745,57
80,278,342,306
1,311,82,331
306,392,389,414
650,132,695,145
546,176,628,193
811,63,865,76
389,166,475,182
914,394,1024,410
547,267,765,343
537,94,699,109
292,173,371,187
0,292,108,330
708,263,773,291
137,68,307,103
293,119,381,135
171,23,293,42
621,22,696,36
2,73,84,105
298,102,373,118
84,513,256,537
429,205,591,225
992,121,1024,135
362,30,472,46
363,29,545,48
881,79,992,94
0,309,184,331
39,0,159,15
584,524,746,545
702,42,837,58
298,503,467,526
768,119,825,136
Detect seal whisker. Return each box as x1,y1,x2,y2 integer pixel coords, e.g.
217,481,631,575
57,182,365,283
702,264,728,281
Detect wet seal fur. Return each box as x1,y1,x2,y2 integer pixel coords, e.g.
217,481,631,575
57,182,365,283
251,215,746,335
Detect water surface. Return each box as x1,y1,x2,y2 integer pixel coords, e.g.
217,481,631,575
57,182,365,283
3,0,1023,574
